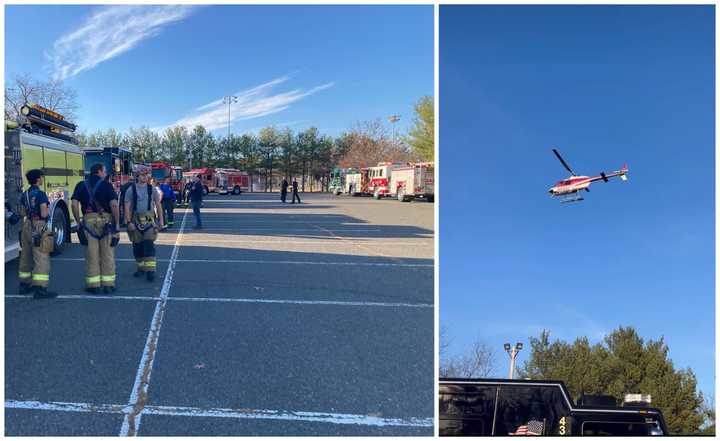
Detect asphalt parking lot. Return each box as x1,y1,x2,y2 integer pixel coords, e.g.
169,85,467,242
5,192,435,436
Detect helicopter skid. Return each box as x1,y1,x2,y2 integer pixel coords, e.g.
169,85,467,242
559,195,584,203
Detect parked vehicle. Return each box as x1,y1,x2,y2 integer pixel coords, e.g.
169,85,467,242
389,162,434,202
440,378,667,436
5,104,83,261
151,162,183,199
344,168,368,196
367,162,407,199
215,168,250,195
330,167,356,195
183,168,218,195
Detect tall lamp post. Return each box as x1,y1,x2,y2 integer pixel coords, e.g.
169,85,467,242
223,95,238,141
388,114,401,148
504,342,523,379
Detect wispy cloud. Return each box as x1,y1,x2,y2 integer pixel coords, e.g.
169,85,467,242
154,76,334,133
48,5,195,81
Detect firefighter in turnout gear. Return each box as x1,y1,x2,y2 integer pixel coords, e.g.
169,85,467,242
71,163,121,294
17,169,58,299
125,165,164,281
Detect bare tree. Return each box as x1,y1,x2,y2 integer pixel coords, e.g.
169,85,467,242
337,118,412,168
5,73,79,122
440,332,496,378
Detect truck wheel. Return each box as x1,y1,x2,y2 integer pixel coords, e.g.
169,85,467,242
427,195,434,203
50,206,67,256
203,186,209,195
233,186,241,195
334,188,341,196
398,187,407,202
373,189,382,200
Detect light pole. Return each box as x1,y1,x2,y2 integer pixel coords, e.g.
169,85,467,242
223,95,238,142
388,114,400,148
504,342,523,379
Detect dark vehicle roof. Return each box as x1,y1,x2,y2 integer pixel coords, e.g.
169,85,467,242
440,378,666,419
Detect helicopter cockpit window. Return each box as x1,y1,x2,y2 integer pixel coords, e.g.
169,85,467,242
494,385,570,435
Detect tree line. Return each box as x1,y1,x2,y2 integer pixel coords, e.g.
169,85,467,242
441,326,714,435
5,74,434,192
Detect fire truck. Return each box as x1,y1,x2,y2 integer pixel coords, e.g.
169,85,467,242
5,104,83,261
330,167,357,195
388,162,435,202
151,162,183,199
183,168,218,195
344,168,369,196
83,147,135,193
367,162,407,199
440,378,668,436
215,168,250,195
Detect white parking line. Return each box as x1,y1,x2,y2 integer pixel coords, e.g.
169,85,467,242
142,404,435,427
119,209,188,437
185,228,383,232
5,294,433,308
53,257,433,267
156,238,433,246
5,399,433,428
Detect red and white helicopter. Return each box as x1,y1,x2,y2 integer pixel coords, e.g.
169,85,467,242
549,149,628,203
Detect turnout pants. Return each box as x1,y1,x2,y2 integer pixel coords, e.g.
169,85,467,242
292,190,301,203
128,214,158,273
84,212,115,288
18,219,53,288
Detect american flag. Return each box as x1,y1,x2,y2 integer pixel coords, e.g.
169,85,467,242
509,419,544,436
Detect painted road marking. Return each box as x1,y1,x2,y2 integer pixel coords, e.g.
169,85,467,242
5,294,432,308
119,209,188,436
52,258,433,267
5,399,433,428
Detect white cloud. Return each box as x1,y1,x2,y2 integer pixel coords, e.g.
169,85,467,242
153,76,334,133
48,5,195,81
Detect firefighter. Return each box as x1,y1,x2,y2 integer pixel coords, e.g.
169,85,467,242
291,177,301,204
125,165,164,281
17,169,58,299
281,178,289,203
71,163,121,294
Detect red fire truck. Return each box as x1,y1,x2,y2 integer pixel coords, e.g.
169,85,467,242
388,162,435,202
367,162,407,199
183,168,219,195
215,168,250,195
151,162,184,200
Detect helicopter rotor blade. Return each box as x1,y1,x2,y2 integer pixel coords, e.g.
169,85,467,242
553,148,576,176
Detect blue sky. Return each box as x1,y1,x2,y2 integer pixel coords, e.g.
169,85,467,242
5,5,433,137
440,5,715,397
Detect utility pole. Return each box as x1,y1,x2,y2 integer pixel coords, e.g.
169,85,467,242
223,95,238,142
504,342,523,379
388,114,401,148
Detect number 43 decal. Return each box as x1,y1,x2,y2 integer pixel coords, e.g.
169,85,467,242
558,416,568,435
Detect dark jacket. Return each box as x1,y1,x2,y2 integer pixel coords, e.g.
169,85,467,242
281,179,289,193
189,181,204,202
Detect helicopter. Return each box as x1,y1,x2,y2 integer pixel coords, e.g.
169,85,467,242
549,149,628,203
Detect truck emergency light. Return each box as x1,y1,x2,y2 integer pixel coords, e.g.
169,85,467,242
623,394,652,405
21,104,77,132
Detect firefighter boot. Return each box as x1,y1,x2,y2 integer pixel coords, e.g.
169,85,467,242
104,286,116,294
146,271,155,281
19,283,32,295
33,286,58,299
85,287,101,294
